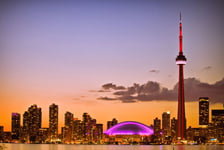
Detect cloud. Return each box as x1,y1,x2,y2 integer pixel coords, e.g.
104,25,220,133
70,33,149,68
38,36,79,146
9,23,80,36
102,83,126,90
149,69,160,73
202,66,212,71
98,78,224,103
97,96,117,101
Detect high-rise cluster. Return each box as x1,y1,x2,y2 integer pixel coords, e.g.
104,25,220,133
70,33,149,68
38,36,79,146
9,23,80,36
152,97,224,144
0,104,105,144
61,112,103,144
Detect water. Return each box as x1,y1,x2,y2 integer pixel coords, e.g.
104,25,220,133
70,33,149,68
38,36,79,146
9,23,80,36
2,144,224,150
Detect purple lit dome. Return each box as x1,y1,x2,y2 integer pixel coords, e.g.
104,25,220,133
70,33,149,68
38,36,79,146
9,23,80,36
104,121,154,136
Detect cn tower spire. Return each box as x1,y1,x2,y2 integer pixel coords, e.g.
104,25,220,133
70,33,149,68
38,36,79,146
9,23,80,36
176,13,187,140
179,12,183,54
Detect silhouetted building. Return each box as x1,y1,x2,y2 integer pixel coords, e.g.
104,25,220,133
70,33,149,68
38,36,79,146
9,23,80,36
64,111,74,143
94,124,103,143
21,111,29,142
27,104,42,143
212,109,224,125
107,118,118,129
0,126,4,142
82,112,92,141
38,128,49,143
11,113,21,140
162,112,171,136
153,117,161,137
212,109,224,142
199,97,209,126
73,118,82,141
171,117,177,140
49,103,58,141
3,132,11,142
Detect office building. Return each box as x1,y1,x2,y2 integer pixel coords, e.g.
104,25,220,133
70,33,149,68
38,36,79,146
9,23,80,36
49,103,58,140
11,113,21,140
199,97,209,126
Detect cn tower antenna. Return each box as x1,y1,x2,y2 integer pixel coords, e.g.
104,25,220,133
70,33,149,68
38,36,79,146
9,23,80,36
180,12,182,22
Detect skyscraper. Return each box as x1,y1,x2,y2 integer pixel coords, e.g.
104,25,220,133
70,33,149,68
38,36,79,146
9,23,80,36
49,103,58,140
64,111,74,143
82,112,92,140
27,104,42,142
171,117,177,139
21,111,29,142
153,117,161,137
211,109,224,141
199,97,209,126
107,118,118,129
176,13,187,140
11,113,20,140
0,126,3,142
212,109,224,125
162,112,171,136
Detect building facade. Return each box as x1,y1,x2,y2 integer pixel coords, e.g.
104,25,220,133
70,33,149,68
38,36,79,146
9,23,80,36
199,97,209,126
11,113,21,140
49,103,58,141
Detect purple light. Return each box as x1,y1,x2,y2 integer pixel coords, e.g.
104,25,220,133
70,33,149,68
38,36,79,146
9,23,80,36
104,121,154,136
12,113,19,116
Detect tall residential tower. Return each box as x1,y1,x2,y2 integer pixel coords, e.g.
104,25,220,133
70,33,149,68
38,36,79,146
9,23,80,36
176,13,187,140
49,103,58,140
199,97,209,127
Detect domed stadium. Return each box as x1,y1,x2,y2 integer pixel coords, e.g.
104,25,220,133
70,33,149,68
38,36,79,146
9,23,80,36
104,121,154,144
104,121,154,135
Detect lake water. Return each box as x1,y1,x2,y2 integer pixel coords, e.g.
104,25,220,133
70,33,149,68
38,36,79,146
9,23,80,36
1,144,224,150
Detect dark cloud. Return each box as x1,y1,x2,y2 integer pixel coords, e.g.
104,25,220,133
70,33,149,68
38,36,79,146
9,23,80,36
149,69,160,73
98,78,224,103
102,83,126,90
97,97,117,101
202,66,212,71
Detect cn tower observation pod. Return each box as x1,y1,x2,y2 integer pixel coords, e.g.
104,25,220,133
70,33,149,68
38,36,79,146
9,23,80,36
104,121,154,136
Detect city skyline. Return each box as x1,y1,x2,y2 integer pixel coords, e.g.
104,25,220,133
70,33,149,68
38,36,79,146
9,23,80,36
0,100,223,144
1,0,224,133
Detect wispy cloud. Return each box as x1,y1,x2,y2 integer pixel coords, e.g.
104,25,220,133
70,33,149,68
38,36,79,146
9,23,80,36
149,69,160,73
102,83,126,90
202,66,212,71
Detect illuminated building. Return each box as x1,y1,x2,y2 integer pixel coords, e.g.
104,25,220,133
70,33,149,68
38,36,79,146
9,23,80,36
49,103,58,140
171,117,177,140
199,97,209,127
212,109,224,125
0,126,4,142
94,124,103,143
21,111,29,142
11,113,21,140
64,111,74,143
104,121,153,144
82,112,92,141
38,128,49,143
176,13,187,140
153,117,161,137
162,111,171,136
212,109,224,141
27,104,42,143
73,118,82,141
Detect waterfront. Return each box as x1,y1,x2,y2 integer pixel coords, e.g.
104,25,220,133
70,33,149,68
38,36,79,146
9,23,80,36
1,144,224,150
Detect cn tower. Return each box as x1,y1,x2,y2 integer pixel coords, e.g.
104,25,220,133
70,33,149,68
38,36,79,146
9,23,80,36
176,13,187,140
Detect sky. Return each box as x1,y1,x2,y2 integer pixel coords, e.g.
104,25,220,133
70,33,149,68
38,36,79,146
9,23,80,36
0,0,224,132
